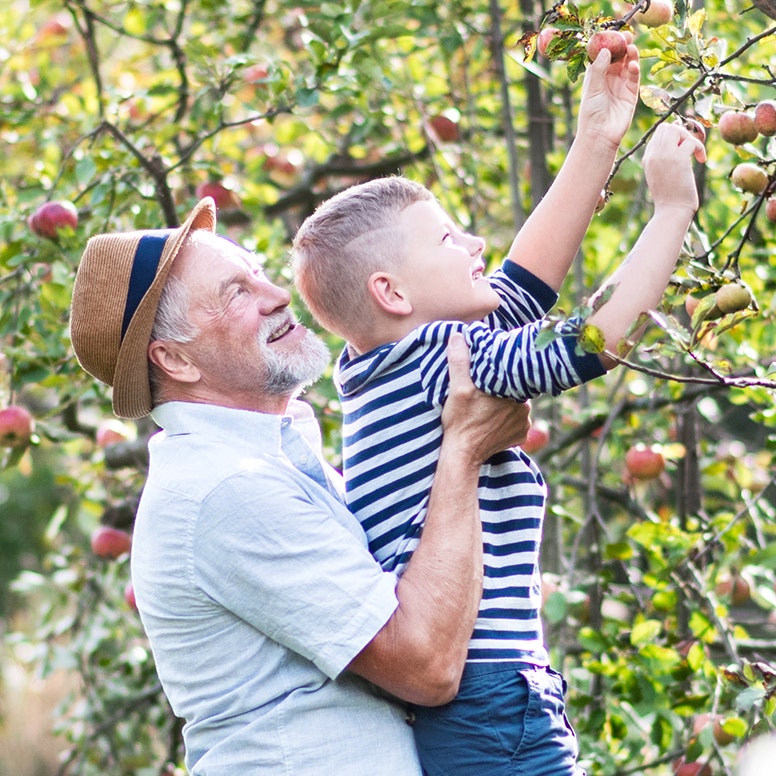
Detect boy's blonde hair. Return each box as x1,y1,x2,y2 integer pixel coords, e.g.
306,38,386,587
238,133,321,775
293,176,434,340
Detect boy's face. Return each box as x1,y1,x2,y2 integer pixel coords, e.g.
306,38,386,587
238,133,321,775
397,200,501,323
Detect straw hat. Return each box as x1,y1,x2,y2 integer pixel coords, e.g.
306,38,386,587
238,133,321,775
70,198,217,419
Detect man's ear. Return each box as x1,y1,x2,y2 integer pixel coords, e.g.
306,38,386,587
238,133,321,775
367,272,413,316
147,340,201,384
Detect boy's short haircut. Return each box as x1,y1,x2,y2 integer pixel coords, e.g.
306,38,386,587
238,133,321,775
293,176,434,339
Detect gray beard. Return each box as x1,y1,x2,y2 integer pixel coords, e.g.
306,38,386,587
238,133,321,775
258,327,330,396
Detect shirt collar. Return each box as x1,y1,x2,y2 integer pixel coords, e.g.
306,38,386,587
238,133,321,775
150,399,323,455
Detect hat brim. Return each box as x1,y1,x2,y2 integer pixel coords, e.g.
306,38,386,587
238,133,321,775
111,198,217,418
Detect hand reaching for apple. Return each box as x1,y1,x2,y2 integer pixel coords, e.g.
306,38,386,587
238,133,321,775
576,35,640,152
643,122,706,216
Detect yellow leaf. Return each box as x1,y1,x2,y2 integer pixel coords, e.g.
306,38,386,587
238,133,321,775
688,9,706,36
578,324,605,354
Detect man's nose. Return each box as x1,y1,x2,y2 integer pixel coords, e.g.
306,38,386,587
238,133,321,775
258,280,292,314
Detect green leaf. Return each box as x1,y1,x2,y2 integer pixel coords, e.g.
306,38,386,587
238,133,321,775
631,619,662,646
75,156,97,186
534,327,560,350
578,626,609,652
604,541,633,560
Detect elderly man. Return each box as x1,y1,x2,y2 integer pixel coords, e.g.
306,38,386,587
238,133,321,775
69,197,531,775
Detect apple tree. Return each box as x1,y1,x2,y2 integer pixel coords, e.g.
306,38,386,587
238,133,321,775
1,0,775,773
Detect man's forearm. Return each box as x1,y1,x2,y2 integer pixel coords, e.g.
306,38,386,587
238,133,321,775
346,439,483,706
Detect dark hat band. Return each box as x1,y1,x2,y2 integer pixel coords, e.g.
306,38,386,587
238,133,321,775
121,230,173,340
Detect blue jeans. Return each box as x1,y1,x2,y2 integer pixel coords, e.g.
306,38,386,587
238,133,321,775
410,662,585,776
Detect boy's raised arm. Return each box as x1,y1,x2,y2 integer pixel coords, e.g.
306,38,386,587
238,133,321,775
588,121,706,369
506,44,641,291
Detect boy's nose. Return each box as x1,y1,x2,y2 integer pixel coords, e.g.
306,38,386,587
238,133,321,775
467,233,486,256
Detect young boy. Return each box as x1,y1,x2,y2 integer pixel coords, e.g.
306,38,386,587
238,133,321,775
293,44,705,775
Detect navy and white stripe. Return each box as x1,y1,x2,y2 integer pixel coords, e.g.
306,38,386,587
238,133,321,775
337,262,606,663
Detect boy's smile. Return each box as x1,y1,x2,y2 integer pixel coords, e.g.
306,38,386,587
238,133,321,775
397,200,501,325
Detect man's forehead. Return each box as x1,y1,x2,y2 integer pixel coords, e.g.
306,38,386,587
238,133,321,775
177,234,265,286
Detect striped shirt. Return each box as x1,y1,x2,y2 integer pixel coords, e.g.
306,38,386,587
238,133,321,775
336,261,606,663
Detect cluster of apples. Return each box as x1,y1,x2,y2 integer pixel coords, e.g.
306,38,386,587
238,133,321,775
684,282,754,329
718,102,776,146
89,419,138,610
90,522,137,611
719,102,776,213
536,0,673,62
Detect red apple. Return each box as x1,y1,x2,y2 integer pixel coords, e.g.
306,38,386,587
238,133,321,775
537,27,560,58
753,100,776,136
766,197,776,223
672,757,712,776
428,114,459,143
730,163,768,195
259,144,301,179
243,63,270,85
124,581,138,611
692,713,736,746
0,405,35,448
682,117,707,144
624,444,665,481
195,181,242,211
520,418,551,454
95,419,133,448
715,283,752,314
630,0,674,27
718,111,758,145
36,14,71,41
27,200,78,240
90,525,132,559
684,293,704,318
586,30,629,63
716,572,751,606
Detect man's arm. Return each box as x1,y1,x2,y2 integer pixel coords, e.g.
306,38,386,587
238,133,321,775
506,45,640,291
588,122,705,369
347,334,531,706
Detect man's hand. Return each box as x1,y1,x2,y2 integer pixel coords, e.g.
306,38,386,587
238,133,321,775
442,333,532,463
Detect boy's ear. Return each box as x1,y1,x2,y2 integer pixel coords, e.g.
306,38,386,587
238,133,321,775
367,272,413,316
147,340,201,384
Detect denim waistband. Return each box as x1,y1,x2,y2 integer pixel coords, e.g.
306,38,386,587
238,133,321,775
461,660,550,680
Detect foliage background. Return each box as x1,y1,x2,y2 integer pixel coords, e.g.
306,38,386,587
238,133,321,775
0,0,775,773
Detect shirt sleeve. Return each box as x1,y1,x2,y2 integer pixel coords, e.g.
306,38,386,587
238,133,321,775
192,469,400,679
464,317,606,400
487,261,559,329
415,257,606,405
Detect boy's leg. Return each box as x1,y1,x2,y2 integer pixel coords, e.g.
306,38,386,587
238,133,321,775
411,662,584,776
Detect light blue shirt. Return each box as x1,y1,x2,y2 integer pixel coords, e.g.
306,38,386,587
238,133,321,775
131,400,422,775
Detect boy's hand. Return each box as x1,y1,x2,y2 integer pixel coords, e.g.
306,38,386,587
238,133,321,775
644,122,706,214
577,41,640,150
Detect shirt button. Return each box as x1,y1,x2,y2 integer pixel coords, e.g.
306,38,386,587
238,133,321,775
405,710,416,726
